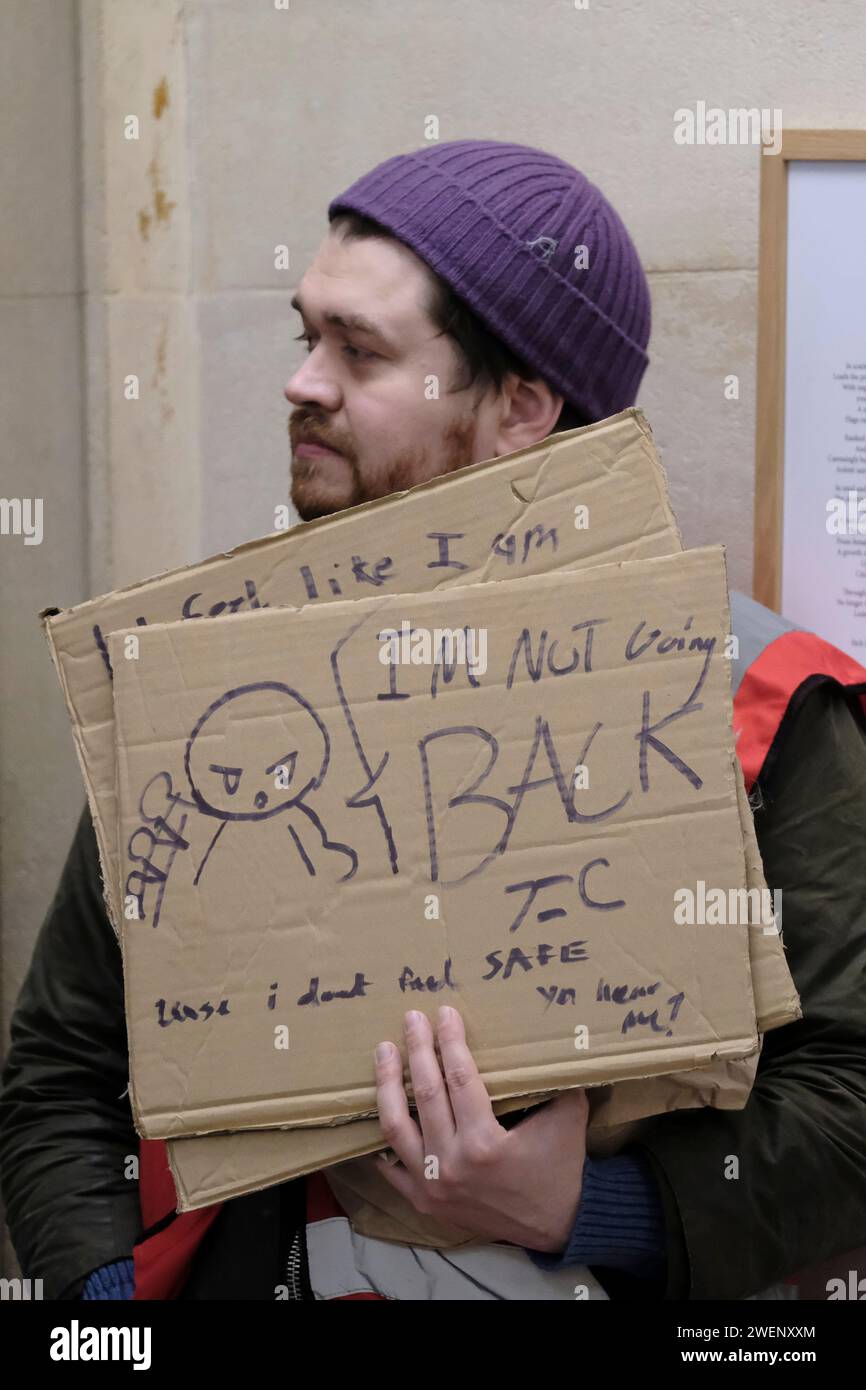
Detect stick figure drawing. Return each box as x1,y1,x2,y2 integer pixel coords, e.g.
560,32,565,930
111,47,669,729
184,680,358,885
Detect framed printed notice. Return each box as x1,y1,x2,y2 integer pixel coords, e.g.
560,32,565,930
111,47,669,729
754,130,866,659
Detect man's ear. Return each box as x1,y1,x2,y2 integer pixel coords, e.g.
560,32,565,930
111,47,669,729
492,374,564,456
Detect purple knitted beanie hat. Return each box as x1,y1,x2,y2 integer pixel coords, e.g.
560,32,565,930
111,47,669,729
328,139,651,424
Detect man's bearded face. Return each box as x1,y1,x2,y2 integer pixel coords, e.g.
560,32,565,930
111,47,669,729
284,228,492,521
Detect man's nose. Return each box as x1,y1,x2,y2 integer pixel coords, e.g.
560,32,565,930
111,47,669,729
284,347,341,412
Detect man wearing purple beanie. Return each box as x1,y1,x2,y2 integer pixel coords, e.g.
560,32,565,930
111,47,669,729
3,140,866,1304
288,140,650,523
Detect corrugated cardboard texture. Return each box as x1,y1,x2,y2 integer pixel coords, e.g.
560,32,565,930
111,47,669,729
111,547,761,1139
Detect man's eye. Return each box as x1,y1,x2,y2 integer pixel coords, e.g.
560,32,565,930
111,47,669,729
342,342,377,363
292,332,374,363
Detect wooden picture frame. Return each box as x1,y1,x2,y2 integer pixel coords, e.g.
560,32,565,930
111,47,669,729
754,129,866,612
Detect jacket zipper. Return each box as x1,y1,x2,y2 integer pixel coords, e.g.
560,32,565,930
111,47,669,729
285,1228,304,1300
281,1178,313,1301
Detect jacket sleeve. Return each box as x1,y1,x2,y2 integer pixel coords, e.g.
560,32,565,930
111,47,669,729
0,805,143,1298
528,1152,667,1281
636,681,866,1299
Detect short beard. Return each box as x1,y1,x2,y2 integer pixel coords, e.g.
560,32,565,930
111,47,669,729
290,413,479,522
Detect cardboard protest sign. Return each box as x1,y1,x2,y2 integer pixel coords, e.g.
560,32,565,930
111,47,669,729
42,410,682,936
111,545,762,1139
41,407,799,1202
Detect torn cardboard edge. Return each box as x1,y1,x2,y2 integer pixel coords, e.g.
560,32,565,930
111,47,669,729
169,1051,764,1213
141,1035,762,1141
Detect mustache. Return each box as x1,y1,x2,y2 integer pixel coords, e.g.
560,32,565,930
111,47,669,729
288,411,354,460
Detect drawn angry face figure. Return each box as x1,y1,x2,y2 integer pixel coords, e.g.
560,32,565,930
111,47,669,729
184,681,356,883
185,681,329,821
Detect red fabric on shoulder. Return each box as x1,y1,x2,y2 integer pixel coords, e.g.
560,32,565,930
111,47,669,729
307,1168,348,1221
733,629,866,789
133,1136,224,1300
138,1138,180,1229
133,1207,223,1300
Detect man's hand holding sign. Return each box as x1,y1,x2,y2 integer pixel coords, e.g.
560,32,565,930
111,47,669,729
375,1005,588,1253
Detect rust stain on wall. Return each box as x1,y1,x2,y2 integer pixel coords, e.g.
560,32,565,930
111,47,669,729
153,78,170,119
137,154,177,240
147,157,176,225
150,320,176,427
152,322,168,388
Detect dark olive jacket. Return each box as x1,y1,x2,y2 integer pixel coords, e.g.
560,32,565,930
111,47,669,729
2,631,866,1299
